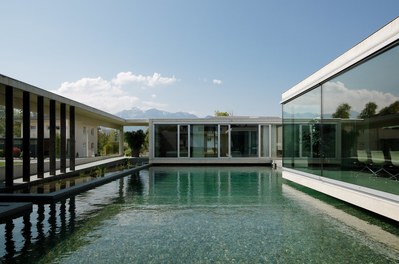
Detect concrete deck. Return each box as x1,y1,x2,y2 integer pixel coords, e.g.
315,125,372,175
13,156,128,185
0,157,149,222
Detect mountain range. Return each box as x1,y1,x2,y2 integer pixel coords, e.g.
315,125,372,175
115,107,198,119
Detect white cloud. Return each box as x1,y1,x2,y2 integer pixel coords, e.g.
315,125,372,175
287,81,399,117
112,71,177,87
213,79,222,85
52,71,177,114
323,81,399,114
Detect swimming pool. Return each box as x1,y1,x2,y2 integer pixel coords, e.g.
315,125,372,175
1,166,398,263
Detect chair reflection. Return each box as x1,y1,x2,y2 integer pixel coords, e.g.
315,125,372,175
356,150,373,174
389,151,399,180
370,151,390,176
356,150,395,178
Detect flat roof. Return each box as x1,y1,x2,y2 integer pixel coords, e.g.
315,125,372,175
0,74,149,127
150,116,282,124
282,16,399,103
1,74,279,127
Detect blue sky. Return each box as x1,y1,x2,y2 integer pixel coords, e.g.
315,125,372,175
1,1,398,117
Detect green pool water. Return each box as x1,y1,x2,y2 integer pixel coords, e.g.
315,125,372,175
1,166,399,263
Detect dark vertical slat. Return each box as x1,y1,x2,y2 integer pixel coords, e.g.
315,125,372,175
37,96,44,178
22,91,30,182
49,100,56,175
69,106,75,171
5,86,14,187
60,103,66,173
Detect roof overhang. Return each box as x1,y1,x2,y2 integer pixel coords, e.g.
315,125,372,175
0,74,151,129
281,17,399,104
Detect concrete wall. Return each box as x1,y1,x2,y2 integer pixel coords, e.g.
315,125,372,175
282,168,399,222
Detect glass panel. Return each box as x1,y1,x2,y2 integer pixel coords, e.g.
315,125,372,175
154,125,177,157
282,86,321,175
261,125,269,157
321,43,399,195
98,128,119,156
190,125,218,157
0,85,4,161
13,89,23,158
220,125,229,157
231,125,258,157
179,125,188,157
271,125,283,158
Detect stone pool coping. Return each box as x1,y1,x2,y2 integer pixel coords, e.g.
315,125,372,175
0,202,32,223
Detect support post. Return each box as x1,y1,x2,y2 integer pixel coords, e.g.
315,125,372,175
22,91,31,182
37,96,44,178
5,86,14,187
49,100,56,175
119,128,124,156
69,106,75,171
60,103,66,173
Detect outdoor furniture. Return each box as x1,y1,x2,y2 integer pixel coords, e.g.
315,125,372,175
369,150,390,176
356,150,373,174
389,151,399,180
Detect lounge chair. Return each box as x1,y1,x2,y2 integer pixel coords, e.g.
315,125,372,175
370,150,390,176
389,151,399,180
356,150,373,174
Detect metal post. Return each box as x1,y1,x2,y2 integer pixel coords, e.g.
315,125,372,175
37,96,44,178
49,100,56,175
69,106,75,171
5,86,14,187
22,91,30,182
60,103,66,173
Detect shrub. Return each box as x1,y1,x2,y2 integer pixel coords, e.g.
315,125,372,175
13,147,21,158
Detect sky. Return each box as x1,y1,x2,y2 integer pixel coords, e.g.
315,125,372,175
0,1,398,118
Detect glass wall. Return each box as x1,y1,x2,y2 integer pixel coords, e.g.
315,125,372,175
283,86,321,175
190,125,218,157
179,125,189,157
220,125,229,157
0,85,4,160
154,123,279,160
283,43,399,195
271,125,283,158
154,125,177,157
261,125,270,157
230,125,258,157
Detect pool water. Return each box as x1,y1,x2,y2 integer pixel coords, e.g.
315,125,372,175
1,166,399,263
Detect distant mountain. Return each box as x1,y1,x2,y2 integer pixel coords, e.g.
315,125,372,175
115,107,198,119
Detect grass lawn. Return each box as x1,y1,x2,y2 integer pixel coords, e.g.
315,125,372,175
0,161,22,167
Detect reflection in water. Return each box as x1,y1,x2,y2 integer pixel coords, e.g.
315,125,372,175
127,171,144,195
4,220,15,261
0,198,79,262
36,204,45,256
49,203,57,241
0,171,143,262
0,168,398,263
21,214,31,255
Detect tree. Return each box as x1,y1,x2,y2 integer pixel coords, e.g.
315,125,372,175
378,101,399,116
98,128,119,156
358,102,377,119
332,103,351,119
142,129,149,154
124,129,146,157
214,110,230,117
